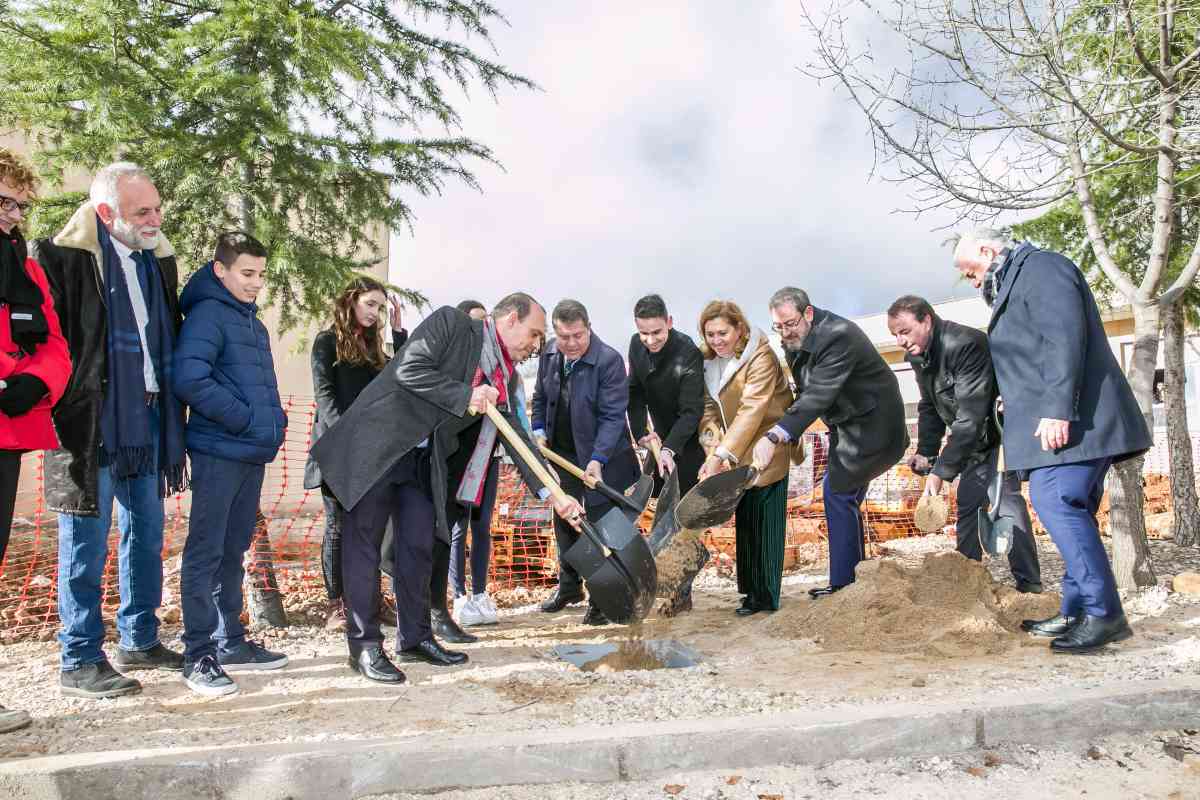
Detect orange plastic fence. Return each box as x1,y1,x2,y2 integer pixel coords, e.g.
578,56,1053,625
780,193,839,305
0,395,1181,639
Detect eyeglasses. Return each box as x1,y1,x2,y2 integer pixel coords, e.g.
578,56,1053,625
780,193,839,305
0,194,32,215
771,318,805,334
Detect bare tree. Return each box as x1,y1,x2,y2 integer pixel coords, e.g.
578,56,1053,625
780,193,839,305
800,0,1200,588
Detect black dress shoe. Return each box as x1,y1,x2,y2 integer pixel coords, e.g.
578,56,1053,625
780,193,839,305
1016,581,1045,595
808,585,843,599
114,642,185,672
348,647,406,684
541,587,585,613
735,596,761,617
582,605,609,626
431,609,478,644
1020,613,1077,638
1050,614,1133,654
398,638,469,667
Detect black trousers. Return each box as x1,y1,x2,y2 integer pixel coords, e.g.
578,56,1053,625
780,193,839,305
551,467,614,597
342,450,435,653
0,450,20,565
955,448,1041,588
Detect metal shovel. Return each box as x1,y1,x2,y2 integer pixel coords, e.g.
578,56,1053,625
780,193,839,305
674,464,760,530
977,443,1016,557
644,437,683,556
484,405,657,623
538,445,652,535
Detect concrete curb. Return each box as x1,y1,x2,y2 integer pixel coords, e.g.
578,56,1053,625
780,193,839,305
2,677,1198,799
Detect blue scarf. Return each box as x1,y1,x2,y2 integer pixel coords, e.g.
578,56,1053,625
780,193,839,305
97,218,187,495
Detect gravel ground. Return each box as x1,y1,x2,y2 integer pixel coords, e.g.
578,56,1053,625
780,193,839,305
364,730,1200,800
0,536,1197,760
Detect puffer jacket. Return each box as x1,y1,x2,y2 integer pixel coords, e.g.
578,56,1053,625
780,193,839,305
172,262,285,464
0,233,71,450
700,329,798,487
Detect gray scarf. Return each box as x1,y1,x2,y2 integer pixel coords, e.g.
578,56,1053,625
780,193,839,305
455,318,529,505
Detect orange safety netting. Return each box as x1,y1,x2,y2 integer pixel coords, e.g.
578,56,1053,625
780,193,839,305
0,395,1182,640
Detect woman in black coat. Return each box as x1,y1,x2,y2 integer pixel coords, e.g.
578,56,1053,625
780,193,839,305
305,278,406,620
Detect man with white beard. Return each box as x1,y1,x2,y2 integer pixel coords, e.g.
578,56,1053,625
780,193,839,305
34,163,188,698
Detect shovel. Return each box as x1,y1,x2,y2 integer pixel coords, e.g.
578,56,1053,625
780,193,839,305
675,464,760,530
538,445,651,532
977,443,1016,557
482,405,657,623
644,437,683,556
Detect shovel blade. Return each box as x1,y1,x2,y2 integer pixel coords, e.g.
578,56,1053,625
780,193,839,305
623,474,654,520
564,518,658,624
675,465,756,529
647,470,682,556
591,504,642,550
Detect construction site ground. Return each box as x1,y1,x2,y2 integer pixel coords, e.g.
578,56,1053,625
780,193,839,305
0,533,1198,798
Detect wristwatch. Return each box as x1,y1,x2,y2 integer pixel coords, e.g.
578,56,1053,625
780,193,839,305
765,430,783,445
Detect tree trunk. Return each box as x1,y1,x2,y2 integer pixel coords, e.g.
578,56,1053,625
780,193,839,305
245,511,289,628
1163,300,1200,546
1109,302,1158,590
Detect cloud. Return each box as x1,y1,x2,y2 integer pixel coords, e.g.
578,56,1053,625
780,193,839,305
390,1,978,348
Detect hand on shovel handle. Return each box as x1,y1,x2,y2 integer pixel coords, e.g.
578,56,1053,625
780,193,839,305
468,385,499,415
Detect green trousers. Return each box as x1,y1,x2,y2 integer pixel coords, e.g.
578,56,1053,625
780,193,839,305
734,475,788,610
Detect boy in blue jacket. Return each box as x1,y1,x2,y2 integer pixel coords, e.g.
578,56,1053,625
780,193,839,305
173,232,288,696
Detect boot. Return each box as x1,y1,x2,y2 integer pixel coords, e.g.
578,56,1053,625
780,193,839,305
431,608,478,644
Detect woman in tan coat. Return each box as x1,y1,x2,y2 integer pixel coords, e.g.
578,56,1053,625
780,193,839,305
697,300,795,616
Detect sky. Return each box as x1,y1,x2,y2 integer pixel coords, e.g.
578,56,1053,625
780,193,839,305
388,2,980,349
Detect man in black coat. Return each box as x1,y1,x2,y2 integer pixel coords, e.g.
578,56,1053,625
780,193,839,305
886,295,1041,591
627,294,707,614
954,229,1152,653
34,163,187,699
627,294,705,495
311,294,583,681
752,287,909,597
532,299,641,625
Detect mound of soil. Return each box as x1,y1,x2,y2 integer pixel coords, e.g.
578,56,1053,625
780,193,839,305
766,551,1059,657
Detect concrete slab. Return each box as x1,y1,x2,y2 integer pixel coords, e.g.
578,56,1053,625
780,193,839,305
1,677,1198,799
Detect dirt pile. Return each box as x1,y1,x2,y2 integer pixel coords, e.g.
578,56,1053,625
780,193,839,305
766,551,1059,657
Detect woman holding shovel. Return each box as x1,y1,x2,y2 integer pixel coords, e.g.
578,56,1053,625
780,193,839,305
697,300,795,617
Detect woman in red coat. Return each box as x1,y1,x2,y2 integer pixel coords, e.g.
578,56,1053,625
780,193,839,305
0,148,71,733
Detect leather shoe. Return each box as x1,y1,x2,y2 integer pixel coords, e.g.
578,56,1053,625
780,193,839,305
1016,581,1045,595
398,638,469,667
431,609,478,644
582,604,609,626
1020,613,1077,638
348,647,407,684
735,596,760,617
541,587,585,613
1050,614,1133,654
808,585,843,599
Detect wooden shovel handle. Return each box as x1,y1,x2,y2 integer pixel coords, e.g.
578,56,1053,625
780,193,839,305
997,444,1005,474
479,405,573,507
538,444,595,487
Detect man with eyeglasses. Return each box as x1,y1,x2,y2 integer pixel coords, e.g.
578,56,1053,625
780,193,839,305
33,162,188,698
750,287,908,597
532,299,641,625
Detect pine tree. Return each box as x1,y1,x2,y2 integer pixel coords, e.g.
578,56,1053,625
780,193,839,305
0,0,534,326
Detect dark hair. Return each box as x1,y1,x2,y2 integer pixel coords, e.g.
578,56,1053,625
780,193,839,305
887,294,935,322
332,276,389,370
768,286,811,313
456,299,487,316
492,292,543,321
552,299,589,327
634,294,669,320
214,231,268,266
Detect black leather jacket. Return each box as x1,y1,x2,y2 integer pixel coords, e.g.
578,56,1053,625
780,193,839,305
908,315,999,481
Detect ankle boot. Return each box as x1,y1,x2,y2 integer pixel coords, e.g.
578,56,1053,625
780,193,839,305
431,608,478,644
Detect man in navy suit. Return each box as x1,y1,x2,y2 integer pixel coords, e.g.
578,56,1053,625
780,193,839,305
532,299,641,625
954,229,1152,654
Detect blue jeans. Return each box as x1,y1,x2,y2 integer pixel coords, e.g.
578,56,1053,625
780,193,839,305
448,458,499,597
1029,457,1122,619
57,420,165,670
180,452,265,662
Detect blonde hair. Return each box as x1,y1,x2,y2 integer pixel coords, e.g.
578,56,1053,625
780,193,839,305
0,148,39,198
698,300,751,360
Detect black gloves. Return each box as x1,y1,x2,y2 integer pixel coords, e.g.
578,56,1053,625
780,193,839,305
0,373,48,417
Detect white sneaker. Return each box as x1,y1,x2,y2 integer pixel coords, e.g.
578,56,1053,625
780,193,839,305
453,593,471,621
457,595,487,627
472,592,499,625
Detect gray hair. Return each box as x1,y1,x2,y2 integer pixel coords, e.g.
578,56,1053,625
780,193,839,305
946,226,1015,252
552,298,590,327
89,162,152,213
768,286,812,313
